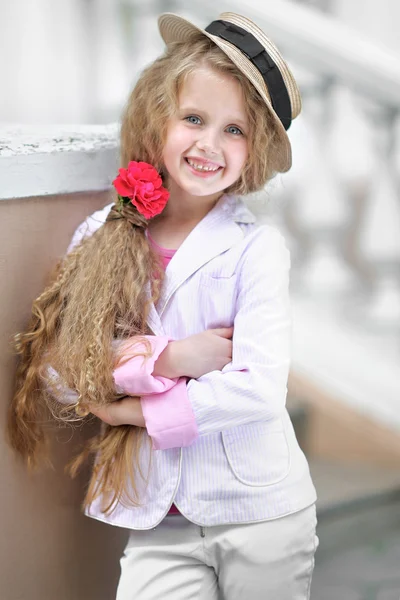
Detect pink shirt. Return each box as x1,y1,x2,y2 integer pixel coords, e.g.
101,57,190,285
147,231,176,270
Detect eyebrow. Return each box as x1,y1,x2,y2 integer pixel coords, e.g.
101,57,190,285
178,107,248,128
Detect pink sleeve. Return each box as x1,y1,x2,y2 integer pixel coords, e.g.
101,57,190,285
114,336,199,449
113,335,177,395
141,378,198,450
45,335,175,405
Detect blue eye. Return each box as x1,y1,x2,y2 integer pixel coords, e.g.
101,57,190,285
185,115,201,125
226,125,243,136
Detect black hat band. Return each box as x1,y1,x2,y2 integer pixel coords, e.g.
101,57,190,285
205,20,292,130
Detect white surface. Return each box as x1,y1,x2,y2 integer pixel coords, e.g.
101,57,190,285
291,296,400,431
200,0,400,107
0,124,119,199
0,0,90,123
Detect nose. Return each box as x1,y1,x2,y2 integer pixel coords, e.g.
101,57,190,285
196,128,220,156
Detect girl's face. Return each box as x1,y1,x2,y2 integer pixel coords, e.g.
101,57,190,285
162,65,249,202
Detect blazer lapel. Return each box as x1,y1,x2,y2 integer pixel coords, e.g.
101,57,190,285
156,195,255,317
146,290,165,335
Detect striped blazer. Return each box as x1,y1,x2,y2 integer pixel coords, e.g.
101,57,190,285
67,194,316,529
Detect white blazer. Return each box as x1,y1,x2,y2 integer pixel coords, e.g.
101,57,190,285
69,194,316,530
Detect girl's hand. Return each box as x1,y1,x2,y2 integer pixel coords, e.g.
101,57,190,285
154,327,233,380
89,396,145,427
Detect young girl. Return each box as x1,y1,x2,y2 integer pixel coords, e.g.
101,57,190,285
9,11,318,599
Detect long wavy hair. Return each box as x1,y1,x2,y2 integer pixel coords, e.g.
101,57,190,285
8,33,283,514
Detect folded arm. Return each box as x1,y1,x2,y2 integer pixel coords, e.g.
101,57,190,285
144,227,292,444
189,228,291,434
50,212,288,451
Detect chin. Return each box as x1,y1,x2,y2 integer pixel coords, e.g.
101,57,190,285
189,186,224,198
181,177,227,197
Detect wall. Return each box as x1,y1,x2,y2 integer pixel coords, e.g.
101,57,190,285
0,121,130,600
0,191,129,600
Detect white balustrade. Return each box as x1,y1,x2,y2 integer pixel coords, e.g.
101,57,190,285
118,0,166,79
171,0,400,430
356,107,400,329
289,81,358,298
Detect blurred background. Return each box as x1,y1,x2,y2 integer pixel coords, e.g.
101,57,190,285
1,0,400,599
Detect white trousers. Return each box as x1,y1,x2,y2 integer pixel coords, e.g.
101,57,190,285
116,504,318,600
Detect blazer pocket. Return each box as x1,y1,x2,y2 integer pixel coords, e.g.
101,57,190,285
197,272,238,328
199,270,237,288
222,419,290,487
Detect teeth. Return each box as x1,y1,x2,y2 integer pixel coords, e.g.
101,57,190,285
187,158,220,172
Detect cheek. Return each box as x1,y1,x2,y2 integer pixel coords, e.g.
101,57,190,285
164,125,194,159
229,140,249,171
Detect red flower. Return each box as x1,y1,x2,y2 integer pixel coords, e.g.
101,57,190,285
113,161,169,220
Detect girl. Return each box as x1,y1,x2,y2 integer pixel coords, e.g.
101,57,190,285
9,11,318,600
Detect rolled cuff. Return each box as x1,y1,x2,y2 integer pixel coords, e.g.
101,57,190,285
43,365,79,405
141,378,199,450
113,335,177,396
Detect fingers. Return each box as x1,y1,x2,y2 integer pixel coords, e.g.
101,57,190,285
209,327,234,338
89,400,124,426
89,404,114,424
89,397,144,428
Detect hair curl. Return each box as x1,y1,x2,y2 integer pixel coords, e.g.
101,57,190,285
8,34,283,514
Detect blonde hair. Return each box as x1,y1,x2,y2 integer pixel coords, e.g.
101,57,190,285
121,33,283,192
8,33,283,514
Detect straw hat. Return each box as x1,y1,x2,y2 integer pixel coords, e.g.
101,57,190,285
158,12,301,172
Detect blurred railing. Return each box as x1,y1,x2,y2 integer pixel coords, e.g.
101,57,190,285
154,0,400,437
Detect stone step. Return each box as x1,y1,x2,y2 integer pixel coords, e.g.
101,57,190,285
309,458,400,515
309,459,400,600
288,396,400,598
287,397,400,513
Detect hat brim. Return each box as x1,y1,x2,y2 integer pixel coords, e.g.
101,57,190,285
158,12,293,173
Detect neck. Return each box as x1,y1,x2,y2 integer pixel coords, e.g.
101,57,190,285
147,180,226,249
162,178,223,224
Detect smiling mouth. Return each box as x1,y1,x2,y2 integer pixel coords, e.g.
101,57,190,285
184,157,223,173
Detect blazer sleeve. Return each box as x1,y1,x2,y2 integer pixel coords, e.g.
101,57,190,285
66,203,113,252
189,227,291,434
149,226,292,443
